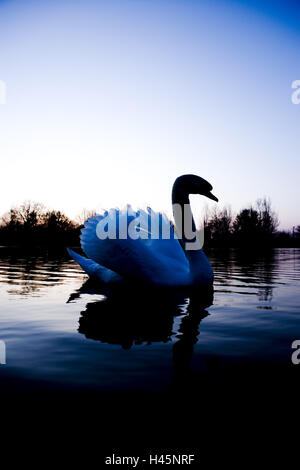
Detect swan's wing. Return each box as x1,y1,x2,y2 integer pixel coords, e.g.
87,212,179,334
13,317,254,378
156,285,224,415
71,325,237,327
67,248,122,283
80,207,190,286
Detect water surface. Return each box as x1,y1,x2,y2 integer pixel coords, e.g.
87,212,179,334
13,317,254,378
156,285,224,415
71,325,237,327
0,247,299,393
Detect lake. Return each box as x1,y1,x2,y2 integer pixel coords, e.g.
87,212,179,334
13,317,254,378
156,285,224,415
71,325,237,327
0,247,299,395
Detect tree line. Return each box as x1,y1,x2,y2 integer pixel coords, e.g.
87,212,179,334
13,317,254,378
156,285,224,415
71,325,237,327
203,198,299,247
0,199,299,248
0,202,79,247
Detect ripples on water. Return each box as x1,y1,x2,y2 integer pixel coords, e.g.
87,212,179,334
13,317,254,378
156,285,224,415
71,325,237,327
0,247,299,393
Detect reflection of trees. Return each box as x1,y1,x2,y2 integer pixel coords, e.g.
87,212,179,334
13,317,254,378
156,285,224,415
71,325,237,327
0,249,71,296
209,248,275,303
234,249,275,303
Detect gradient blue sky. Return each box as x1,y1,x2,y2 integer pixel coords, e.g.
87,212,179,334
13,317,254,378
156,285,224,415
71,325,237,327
0,0,299,228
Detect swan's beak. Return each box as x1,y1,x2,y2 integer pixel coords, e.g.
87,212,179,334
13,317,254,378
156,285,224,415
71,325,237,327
206,191,218,202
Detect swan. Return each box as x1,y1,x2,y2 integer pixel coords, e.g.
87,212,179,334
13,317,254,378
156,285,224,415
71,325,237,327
68,174,218,286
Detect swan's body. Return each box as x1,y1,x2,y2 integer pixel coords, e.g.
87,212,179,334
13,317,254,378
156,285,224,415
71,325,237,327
68,174,218,286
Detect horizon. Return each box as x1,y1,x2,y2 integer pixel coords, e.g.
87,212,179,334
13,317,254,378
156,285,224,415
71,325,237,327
1,0,299,230
1,195,297,236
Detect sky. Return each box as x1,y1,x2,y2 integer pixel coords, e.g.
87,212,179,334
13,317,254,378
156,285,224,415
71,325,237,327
0,0,299,229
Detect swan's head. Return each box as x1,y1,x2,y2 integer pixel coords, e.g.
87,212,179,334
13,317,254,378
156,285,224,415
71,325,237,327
173,174,218,202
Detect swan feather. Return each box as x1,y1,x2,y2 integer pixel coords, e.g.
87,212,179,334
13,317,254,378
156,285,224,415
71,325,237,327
80,207,190,286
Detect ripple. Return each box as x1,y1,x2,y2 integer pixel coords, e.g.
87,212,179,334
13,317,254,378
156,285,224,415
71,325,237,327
0,247,299,392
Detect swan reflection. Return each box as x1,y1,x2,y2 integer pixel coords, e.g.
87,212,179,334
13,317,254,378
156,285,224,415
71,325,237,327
68,280,213,386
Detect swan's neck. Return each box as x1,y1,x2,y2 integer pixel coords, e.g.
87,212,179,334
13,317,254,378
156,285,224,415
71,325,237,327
172,183,204,276
172,187,197,247
172,182,213,284
171,176,214,284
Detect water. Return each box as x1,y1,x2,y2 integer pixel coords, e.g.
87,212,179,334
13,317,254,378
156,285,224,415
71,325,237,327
0,247,299,394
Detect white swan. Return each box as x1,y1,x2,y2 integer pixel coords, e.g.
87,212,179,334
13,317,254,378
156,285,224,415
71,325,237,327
68,174,218,286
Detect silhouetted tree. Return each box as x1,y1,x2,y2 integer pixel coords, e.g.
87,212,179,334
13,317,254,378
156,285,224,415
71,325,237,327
1,208,21,230
233,208,259,245
0,202,79,247
207,207,233,247
233,198,278,247
18,201,44,229
75,209,96,226
42,210,74,231
256,198,279,243
41,210,77,245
